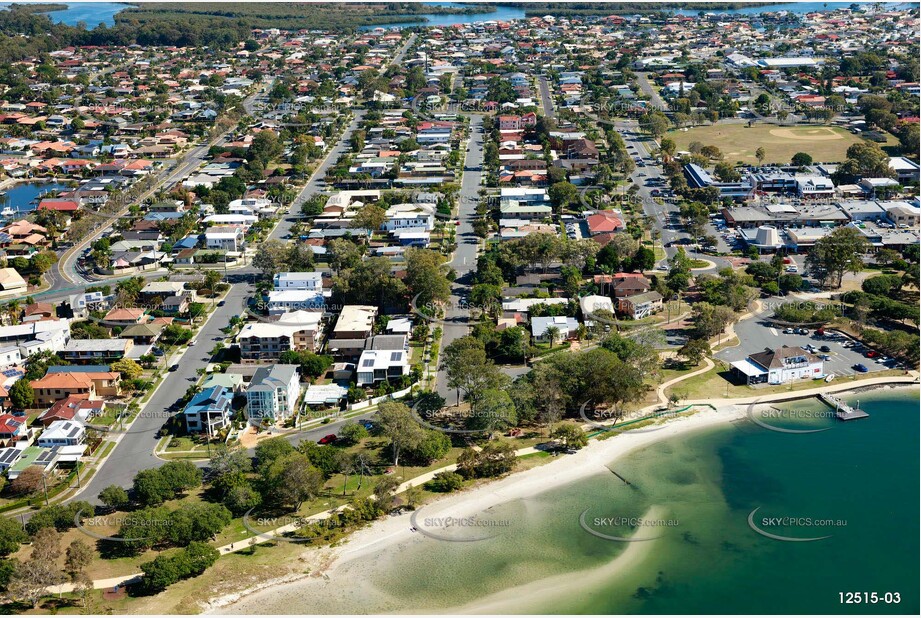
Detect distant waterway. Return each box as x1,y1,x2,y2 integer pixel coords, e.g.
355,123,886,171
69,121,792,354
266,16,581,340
1,2,910,31
1,180,69,216
0,2,126,27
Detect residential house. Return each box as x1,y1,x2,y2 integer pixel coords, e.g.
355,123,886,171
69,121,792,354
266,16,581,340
330,305,377,340
38,420,85,447
0,319,70,357
355,349,410,386
30,371,120,405
531,315,579,343
0,414,29,447
0,268,27,298
618,291,663,319
205,225,245,251
245,364,300,424
273,271,323,291
183,385,233,434
38,395,104,427
238,311,323,361
59,339,132,364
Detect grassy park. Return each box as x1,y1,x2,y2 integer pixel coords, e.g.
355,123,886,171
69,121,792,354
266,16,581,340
667,123,868,165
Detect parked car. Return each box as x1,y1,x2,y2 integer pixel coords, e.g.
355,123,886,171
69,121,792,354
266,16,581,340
169,363,179,372
853,363,869,373
819,345,831,353
865,350,878,358
359,420,375,430
317,434,337,445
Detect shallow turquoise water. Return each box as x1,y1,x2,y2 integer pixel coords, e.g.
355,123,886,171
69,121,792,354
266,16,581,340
373,390,919,614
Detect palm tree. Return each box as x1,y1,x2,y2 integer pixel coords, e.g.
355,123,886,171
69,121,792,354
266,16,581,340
545,325,561,348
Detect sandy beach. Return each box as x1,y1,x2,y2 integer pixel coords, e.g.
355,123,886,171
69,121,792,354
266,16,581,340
206,404,749,614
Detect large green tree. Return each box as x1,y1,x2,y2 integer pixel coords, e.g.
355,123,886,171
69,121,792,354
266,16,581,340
805,227,869,288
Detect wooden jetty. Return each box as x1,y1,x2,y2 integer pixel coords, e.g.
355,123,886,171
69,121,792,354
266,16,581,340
818,393,869,421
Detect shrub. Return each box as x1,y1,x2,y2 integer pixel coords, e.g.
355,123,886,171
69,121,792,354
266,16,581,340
424,471,465,493
140,542,219,591
25,501,94,535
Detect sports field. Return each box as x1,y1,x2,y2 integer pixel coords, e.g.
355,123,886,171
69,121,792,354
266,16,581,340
667,123,866,165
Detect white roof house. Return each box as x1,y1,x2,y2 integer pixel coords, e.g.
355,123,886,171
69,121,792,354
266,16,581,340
0,318,71,357
382,203,436,231
273,271,323,291
0,268,26,295
579,295,614,318
355,349,409,386
204,226,245,251
531,316,579,342
266,290,325,315
502,297,570,314
203,213,257,227
38,420,85,447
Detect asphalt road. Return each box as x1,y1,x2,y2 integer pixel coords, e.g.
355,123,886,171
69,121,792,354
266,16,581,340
69,279,253,504
435,114,484,403
538,75,555,119
51,81,273,289
636,72,668,112
51,108,370,505
616,119,732,274
272,110,367,243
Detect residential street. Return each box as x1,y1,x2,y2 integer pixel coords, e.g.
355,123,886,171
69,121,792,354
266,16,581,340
51,80,274,289
616,119,732,274
538,75,556,119
436,114,484,402
52,108,370,505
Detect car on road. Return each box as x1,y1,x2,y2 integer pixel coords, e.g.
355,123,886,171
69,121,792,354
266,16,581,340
318,434,337,445
819,345,831,352
853,363,869,373
189,338,197,346
657,264,669,271
218,300,225,307
359,420,375,430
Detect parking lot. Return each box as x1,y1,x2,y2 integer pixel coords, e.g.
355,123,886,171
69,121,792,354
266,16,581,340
716,321,902,380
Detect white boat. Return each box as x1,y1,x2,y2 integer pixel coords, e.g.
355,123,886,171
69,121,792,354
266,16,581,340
0,206,15,218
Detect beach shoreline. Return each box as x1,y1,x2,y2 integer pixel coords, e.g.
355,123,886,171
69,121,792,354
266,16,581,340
206,382,919,614
205,403,750,615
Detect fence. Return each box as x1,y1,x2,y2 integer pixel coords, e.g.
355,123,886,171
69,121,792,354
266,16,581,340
347,385,414,411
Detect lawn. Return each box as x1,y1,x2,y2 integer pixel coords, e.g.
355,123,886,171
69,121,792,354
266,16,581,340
665,365,908,401
667,123,867,165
